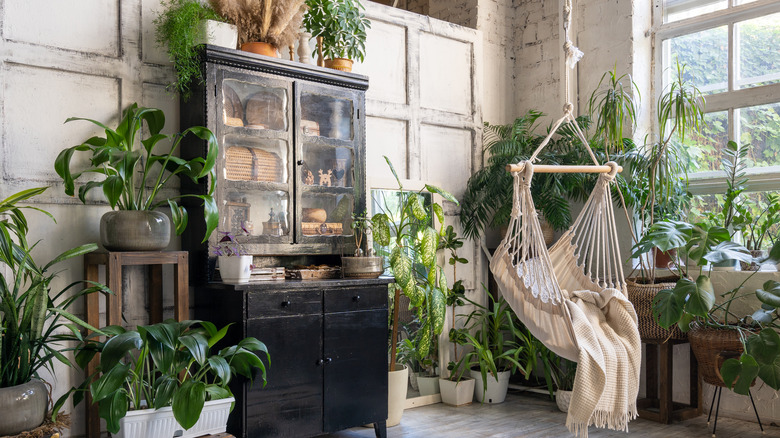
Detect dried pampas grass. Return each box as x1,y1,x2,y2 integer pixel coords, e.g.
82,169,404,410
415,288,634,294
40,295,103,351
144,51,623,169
211,0,307,48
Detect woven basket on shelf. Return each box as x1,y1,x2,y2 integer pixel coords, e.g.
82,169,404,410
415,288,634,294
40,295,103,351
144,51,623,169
225,147,283,182
626,276,687,341
689,326,752,387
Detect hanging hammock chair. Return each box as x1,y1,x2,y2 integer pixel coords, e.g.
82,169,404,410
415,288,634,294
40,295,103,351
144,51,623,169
488,0,641,436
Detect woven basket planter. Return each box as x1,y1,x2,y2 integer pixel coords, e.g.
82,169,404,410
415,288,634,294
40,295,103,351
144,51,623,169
626,277,687,341
689,326,752,387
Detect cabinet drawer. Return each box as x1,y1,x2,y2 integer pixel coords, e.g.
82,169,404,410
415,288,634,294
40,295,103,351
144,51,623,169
324,287,387,313
247,290,322,318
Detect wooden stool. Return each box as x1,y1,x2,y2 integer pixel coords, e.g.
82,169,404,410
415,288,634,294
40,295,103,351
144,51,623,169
637,339,702,423
83,250,189,438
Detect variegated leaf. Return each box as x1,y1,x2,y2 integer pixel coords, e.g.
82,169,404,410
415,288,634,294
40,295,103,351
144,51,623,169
372,213,391,246
390,246,414,296
430,287,445,335
409,194,428,221
408,285,425,308
432,203,444,227
417,320,431,358
420,226,438,267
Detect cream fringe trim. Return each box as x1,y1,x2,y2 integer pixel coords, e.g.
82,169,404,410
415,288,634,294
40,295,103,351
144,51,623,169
566,403,638,438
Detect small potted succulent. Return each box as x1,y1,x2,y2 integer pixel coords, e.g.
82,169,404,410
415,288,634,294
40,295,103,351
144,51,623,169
341,210,383,278
212,228,253,283
155,0,238,100
303,0,370,71
55,103,218,251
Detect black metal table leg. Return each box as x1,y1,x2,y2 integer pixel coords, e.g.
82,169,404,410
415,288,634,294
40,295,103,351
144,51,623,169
373,420,387,438
707,385,718,425
748,390,764,433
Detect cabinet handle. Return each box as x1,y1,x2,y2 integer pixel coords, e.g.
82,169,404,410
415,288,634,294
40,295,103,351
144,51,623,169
281,300,291,307
316,359,324,366
325,357,332,364
297,160,304,165
353,295,361,302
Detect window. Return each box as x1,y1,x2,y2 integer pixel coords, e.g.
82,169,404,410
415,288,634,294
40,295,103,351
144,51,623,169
655,0,780,195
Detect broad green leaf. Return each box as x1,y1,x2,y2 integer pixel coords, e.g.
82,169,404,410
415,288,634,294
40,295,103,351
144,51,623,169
153,376,178,409
676,275,715,318
703,241,752,264
721,354,759,395
686,224,729,264
205,384,232,400
208,355,231,384
390,246,413,296
419,227,438,267
757,280,780,308
99,389,128,434
180,333,209,366
631,220,692,258
425,184,459,205
757,357,780,391
432,203,444,227
207,323,232,348
168,200,189,235
102,175,124,209
407,285,425,308
745,330,780,365
172,380,206,430
371,213,390,246
91,362,131,402
651,289,683,329
409,194,427,221
100,331,142,370
417,320,431,358
677,311,695,333
430,287,446,334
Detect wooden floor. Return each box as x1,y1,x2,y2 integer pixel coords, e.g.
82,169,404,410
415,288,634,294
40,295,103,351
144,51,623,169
326,390,780,438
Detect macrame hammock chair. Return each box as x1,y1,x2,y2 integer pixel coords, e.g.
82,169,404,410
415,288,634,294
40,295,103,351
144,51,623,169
488,0,641,436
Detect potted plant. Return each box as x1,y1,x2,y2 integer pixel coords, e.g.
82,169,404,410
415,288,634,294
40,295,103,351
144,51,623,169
0,188,107,436
211,0,307,57
341,210,383,278
456,290,525,404
55,103,218,251
303,0,370,72
54,320,269,437
372,156,456,421
212,229,253,283
551,358,577,413
155,0,237,100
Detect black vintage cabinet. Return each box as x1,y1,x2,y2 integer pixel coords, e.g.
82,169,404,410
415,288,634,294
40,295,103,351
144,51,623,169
180,46,369,283
195,278,391,438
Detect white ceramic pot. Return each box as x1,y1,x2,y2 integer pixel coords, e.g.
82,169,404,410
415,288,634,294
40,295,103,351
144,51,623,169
417,375,440,396
387,363,408,427
218,255,252,283
470,369,510,404
114,397,234,438
439,377,475,407
555,389,573,412
197,19,238,49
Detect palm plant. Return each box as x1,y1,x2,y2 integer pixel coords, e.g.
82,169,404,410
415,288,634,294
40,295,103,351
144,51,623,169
588,66,640,157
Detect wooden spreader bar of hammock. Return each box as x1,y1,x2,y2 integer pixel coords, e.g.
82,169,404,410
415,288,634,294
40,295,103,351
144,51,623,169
505,163,623,174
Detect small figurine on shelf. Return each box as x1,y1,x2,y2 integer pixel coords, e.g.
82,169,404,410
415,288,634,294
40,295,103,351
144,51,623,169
318,169,333,186
304,169,315,185
263,208,284,236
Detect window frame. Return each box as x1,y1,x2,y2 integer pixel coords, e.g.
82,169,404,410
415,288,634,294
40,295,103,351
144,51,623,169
653,0,780,195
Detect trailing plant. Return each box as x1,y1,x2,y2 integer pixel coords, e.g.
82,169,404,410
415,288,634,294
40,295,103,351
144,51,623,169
450,290,525,397
54,319,269,433
460,110,600,238
372,156,457,373
211,0,307,48
155,0,226,100
55,103,219,241
303,0,370,62
0,187,107,389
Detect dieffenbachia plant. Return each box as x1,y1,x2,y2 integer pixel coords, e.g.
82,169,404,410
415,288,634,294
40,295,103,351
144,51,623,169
372,156,458,373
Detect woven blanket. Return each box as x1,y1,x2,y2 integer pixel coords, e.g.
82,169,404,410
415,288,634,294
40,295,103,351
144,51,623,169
564,287,641,437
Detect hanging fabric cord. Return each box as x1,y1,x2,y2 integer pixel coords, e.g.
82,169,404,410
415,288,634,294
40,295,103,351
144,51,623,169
489,0,642,436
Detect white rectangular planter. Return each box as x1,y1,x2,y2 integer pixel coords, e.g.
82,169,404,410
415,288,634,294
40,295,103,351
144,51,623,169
196,20,238,49
113,397,234,438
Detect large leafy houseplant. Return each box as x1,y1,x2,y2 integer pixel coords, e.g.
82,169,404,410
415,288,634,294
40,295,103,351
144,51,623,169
1,187,107,427
54,320,269,433
303,0,370,62
55,103,219,241
372,157,457,374
155,0,231,100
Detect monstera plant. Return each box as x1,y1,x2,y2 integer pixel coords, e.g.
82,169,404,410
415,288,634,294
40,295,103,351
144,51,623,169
372,157,458,376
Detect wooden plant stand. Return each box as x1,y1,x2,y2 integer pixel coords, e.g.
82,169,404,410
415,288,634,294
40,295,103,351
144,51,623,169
637,339,702,423
83,250,189,438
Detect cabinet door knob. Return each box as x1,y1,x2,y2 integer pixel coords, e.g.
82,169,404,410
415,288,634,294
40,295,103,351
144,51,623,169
325,357,332,364
281,300,291,307
316,359,324,366
297,159,304,165
353,295,361,302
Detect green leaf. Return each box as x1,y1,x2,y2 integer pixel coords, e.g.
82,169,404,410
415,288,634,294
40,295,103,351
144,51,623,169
100,331,142,370
631,220,692,257
745,330,780,365
430,287,446,334
204,384,232,400
432,203,444,227
687,224,730,265
180,333,209,366
371,213,391,246
757,280,780,308
207,324,232,348
757,357,780,391
102,175,124,209
99,389,128,434
419,227,438,267
91,361,131,402
390,246,413,296
168,200,189,235
425,184,459,205
208,355,231,384
153,376,178,409
417,320,431,358
652,289,683,329
383,156,402,189
678,275,715,318
703,241,752,264
722,354,759,395
172,380,206,430
409,194,427,221
26,281,48,338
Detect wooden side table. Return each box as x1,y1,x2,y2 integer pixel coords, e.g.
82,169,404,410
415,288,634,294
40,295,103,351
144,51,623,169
637,339,702,423
83,250,189,438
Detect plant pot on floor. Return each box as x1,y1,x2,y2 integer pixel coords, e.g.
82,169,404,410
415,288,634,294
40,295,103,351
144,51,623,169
197,19,238,49
342,256,383,278
324,58,354,72
241,41,278,57
100,210,171,251
218,255,253,283
417,375,440,396
387,363,408,427
439,377,475,407
409,370,420,391
470,369,510,404
555,389,573,413
0,379,48,435
114,397,234,438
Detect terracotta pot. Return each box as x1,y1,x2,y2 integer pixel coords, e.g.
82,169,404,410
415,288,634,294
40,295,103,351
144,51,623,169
100,210,171,251
653,247,676,269
324,58,354,72
241,42,278,57
0,379,48,435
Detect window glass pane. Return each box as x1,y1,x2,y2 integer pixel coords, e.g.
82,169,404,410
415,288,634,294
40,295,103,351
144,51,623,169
665,0,726,23
686,111,728,172
735,0,758,5
736,13,780,90
739,103,780,167
688,192,780,252
666,26,728,94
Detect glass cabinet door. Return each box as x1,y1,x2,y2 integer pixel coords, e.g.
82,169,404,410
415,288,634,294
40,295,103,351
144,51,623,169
216,70,294,249
295,83,362,244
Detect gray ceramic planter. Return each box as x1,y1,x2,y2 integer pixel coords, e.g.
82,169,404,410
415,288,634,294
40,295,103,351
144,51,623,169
0,379,48,435
100,210,171,251
342,256,383,278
